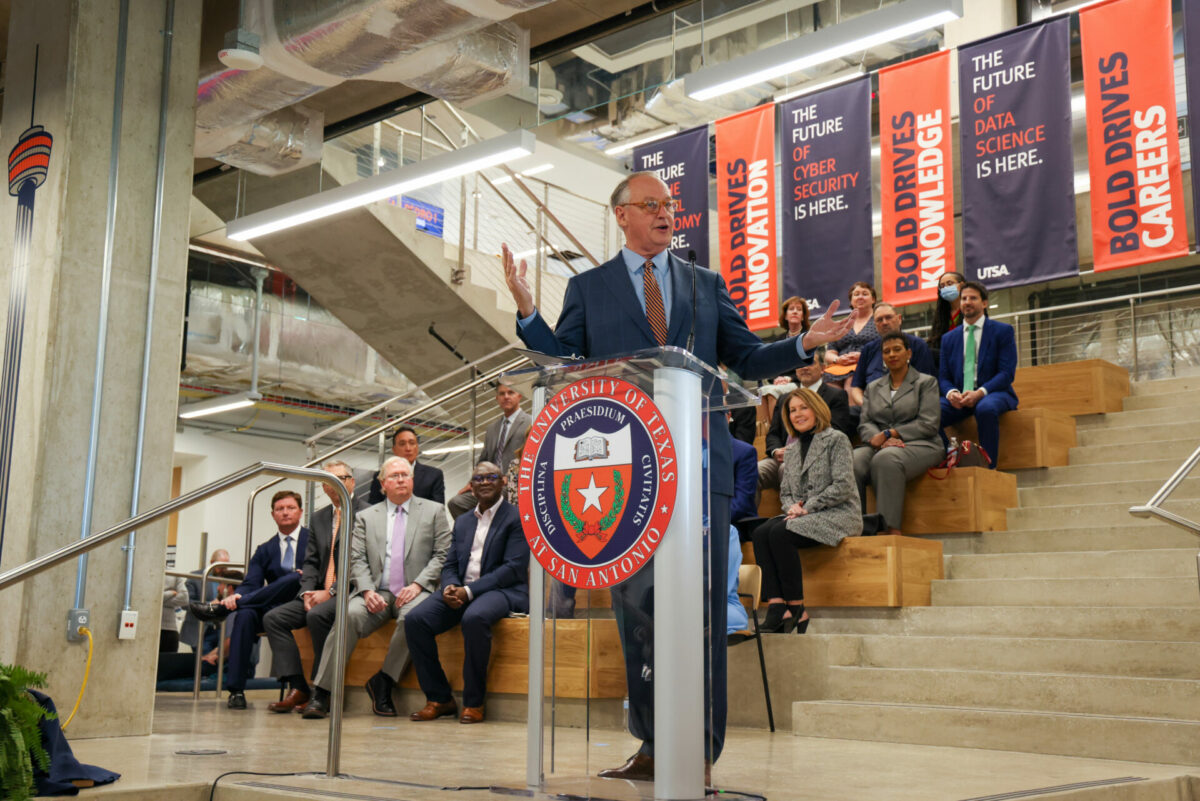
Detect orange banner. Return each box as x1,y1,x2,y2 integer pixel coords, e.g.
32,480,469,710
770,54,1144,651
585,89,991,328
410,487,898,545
1081,0,1187,271
879,50,956,307
714,104,778,331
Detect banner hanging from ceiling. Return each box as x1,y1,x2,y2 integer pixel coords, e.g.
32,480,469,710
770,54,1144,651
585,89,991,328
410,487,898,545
1185,0,1200,250
779,77,874,317
879,50,956,307
1081,0,1188,271
957,19,1078,289
633,125,711,269
714,103,778,332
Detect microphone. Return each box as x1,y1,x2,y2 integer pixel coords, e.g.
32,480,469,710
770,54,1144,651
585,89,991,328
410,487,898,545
686,249,698,353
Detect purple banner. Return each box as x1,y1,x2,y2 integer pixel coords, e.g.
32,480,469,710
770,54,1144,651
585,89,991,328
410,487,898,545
633,125,710,268
780,77,874,316
1185,0,1200,248
958,19,1078,288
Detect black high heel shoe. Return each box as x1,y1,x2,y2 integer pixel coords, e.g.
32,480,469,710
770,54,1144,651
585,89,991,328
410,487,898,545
760,603,787,633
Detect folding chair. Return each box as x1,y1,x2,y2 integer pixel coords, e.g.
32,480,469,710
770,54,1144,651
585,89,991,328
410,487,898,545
728,563,774,732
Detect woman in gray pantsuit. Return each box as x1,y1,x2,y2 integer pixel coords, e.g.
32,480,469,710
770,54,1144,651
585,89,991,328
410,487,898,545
853,331,945,535
752,387,861,634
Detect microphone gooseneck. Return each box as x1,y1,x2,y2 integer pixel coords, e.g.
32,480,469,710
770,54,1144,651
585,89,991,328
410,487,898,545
686,250,698,353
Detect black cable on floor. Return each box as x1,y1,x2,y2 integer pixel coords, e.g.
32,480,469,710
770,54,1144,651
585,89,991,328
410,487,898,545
208,770,308,801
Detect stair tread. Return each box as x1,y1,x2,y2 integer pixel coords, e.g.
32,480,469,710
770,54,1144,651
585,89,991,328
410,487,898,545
795,698,1200,724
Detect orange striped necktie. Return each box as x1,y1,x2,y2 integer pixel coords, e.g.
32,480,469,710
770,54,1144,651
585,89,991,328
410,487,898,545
643,260,668,346
323,508,340,590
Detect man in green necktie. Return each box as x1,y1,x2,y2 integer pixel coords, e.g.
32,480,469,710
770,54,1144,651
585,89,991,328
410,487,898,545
937,281,1019,467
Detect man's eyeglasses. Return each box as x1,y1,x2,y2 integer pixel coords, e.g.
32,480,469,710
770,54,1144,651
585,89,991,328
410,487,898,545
621,198,680,214
331,474,354,482
471,473,502,484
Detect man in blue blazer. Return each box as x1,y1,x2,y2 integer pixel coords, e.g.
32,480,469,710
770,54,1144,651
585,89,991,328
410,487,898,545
404,461,528,724
368,426,446,505
849,302,936,404
191,490,309,709
938,281,1019,467
503,171,852,779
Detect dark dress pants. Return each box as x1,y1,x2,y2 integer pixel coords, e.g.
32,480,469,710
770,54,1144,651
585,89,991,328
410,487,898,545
612,491,729,763
405,589,513,708
225,572,302,692
263,595,338,683
939,390,1017,467
750,515,822,600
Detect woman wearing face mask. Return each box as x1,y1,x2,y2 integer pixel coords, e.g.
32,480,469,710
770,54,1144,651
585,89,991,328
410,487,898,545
852,332,944,536
928,271,965,366
751,387,861,633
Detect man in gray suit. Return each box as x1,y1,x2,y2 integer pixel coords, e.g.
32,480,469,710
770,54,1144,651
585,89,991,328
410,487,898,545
300,455,451,719
447,382,532,519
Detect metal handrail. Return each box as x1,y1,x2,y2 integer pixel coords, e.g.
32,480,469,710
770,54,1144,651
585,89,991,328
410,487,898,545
242,354,529,553
990,280,1200,322
1129,443,1200,598
0,461,357,778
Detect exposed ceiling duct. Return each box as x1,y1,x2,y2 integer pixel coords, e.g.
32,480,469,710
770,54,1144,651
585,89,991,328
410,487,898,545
195,0,551,175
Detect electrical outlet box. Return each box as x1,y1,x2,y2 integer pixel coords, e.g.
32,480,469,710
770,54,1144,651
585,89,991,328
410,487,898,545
118,610,138,640
66,608,90,642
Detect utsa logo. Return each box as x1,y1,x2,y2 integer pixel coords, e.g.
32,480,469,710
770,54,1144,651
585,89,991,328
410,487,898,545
805,297,822,310
977,264,1009,279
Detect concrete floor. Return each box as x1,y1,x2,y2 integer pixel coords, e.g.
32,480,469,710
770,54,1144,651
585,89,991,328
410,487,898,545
63,693,1200,801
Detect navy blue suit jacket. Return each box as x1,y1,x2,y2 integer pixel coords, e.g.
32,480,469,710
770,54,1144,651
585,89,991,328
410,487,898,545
368,461,445,505
442,499,529,612
236,526,310,602
518,253,808,495
938,318,1019,403
730,437,758,522
852,333,936,388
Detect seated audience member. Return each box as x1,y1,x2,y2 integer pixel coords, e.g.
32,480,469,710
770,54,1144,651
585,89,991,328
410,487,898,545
751,389,861,633
726,526,748,637
758,355,854,493
731,436,758,522
849,302,936,407
369,426,446,505
767,296,811,385
853,333,945,535
449,383,532,519
927,271,966,367
261,461,367,713
190,490,309,709
406,461,529,724
825,282,879,391
728,405,757,446
300,456,451,719
161,572,189,653
938,281,1018,466
181,549,234,652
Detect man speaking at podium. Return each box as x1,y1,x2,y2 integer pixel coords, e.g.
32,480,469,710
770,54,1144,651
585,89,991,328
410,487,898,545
504,171,851,781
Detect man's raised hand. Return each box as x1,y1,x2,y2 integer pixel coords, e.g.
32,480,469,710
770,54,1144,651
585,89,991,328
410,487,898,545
502,243,536,318
801,299,855,351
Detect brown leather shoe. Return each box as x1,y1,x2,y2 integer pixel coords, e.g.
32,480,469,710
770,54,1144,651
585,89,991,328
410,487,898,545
409,700,458,721
598,753,654,781
268,689,309,714
459,706,485,724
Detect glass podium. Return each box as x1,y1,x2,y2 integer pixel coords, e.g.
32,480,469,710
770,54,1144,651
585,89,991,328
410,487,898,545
499,346,758,801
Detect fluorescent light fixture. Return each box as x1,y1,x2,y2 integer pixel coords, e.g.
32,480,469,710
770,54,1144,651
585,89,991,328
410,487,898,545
773,66,865,103
605,125,680,156
424,442,485,456
1071,93,1086,114
227,129,536,241
521,163,554,176
1074,171,1091,194
513,246,546,259
178,390,262,419
686,0,963,101
493,175,514,185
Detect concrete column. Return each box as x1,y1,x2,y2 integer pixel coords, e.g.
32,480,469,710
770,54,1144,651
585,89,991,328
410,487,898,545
0,0,201,738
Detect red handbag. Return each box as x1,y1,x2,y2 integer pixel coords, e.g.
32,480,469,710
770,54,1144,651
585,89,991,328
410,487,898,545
928,439,992,479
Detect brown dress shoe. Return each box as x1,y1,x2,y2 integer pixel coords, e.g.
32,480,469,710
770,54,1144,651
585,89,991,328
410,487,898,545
267,689,310,714
459,706,485,724
598,753,654,781
409,700,458,721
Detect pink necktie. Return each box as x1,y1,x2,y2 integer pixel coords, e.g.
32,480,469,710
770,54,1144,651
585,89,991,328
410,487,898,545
388,506,406,595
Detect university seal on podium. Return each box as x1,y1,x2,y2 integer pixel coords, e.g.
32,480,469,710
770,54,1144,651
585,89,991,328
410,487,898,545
517,377,676,589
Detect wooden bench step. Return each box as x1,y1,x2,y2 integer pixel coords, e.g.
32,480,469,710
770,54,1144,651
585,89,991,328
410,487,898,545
294,617,626,699
803,534,943,607
946,407,1077,469
1012,359,1129,416
868,466,1017,534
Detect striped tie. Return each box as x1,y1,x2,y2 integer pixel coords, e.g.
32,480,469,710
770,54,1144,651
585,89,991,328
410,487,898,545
643,260,668,346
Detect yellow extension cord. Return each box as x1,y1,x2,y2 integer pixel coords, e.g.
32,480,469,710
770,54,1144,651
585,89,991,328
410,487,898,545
61,626,93,730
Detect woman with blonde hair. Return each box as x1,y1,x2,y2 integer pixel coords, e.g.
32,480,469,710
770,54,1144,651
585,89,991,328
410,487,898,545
751,387,861,633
